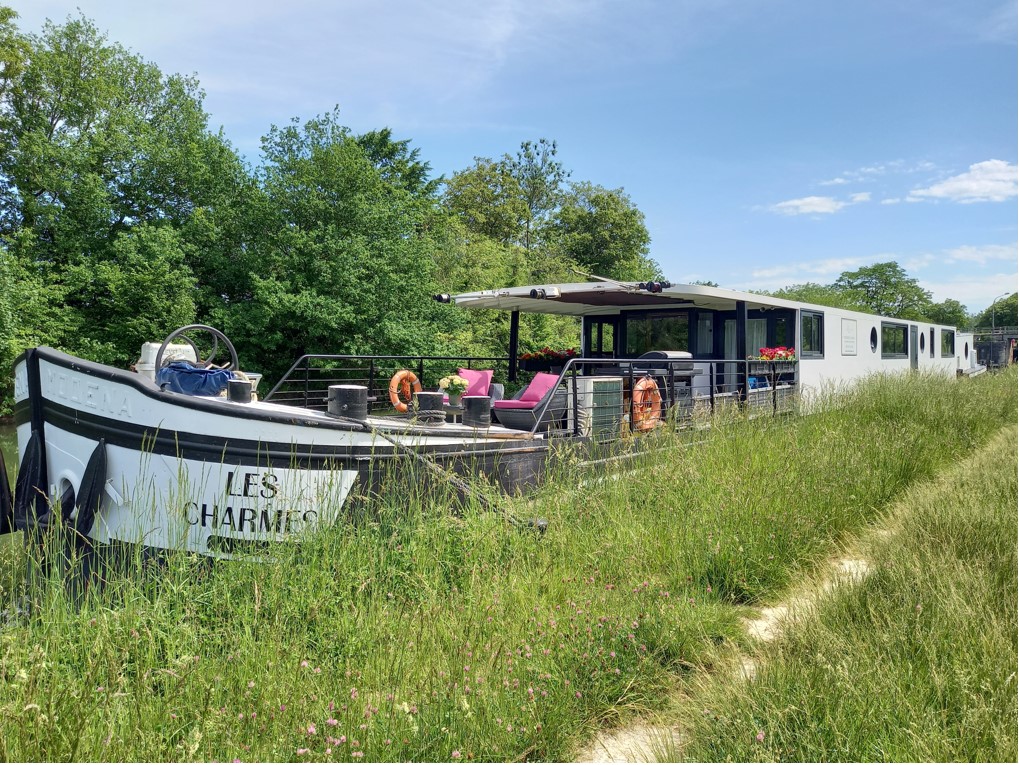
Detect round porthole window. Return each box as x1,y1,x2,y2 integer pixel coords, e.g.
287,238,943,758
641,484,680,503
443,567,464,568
919,333,925,352
870,327,878,352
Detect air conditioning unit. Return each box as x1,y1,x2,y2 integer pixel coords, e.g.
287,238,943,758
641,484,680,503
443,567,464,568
566,376,624,439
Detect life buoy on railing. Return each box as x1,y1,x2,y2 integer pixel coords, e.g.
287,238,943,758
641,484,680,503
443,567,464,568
388,370,422,413
632,376,663,432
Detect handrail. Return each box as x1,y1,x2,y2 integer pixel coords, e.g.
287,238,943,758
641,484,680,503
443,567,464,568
264,353,512,402
521,356,799,438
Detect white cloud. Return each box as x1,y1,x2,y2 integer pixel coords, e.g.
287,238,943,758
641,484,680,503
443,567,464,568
769,196,847,216
921,271,1019,311
819,177,849,186
881,198,901,205
908,159,1018,203
769,191,871,216
746,256,873,289
943,242,1018,265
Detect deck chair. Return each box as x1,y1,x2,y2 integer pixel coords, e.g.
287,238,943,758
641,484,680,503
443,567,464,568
492,372,566,432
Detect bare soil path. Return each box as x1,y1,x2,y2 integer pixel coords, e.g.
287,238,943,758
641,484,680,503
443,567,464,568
574,548,877,762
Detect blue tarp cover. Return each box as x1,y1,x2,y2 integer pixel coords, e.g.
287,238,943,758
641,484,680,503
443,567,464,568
156,361,233,396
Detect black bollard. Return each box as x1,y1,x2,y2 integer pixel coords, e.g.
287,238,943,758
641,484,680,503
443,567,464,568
413,391,445,425
327,385,369,421
228,379,253,403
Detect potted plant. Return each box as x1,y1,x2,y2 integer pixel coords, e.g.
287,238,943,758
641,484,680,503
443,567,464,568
518,347,578,372
438,374,470,406
748,346,797,383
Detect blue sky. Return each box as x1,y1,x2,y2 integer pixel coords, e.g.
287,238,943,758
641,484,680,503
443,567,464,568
10,0,1017,311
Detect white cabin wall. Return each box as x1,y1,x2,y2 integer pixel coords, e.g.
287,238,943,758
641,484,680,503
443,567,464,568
796,307,958,397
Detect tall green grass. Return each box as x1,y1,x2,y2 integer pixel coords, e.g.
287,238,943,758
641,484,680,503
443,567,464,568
671,422,1018,763
0,369,1014,761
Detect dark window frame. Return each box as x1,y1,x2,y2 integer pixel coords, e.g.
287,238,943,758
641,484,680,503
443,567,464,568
940,329,955,358
881,322,909,358
800,311,825,357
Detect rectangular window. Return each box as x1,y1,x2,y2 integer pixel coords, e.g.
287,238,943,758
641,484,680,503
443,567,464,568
625,312,689,356
929,328,935,358
940,329,955,357
800,311,824,356
882,322,908,358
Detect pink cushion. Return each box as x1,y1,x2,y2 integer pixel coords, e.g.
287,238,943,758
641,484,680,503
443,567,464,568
493,399,537,410
458,368,493,397
519,372,559,402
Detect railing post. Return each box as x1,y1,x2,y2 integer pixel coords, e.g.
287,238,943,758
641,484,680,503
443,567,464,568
368,359,376,410
303,358,310,408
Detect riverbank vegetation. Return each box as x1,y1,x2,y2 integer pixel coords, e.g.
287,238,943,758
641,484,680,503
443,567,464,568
0,369,1014,761
670,421,1017,763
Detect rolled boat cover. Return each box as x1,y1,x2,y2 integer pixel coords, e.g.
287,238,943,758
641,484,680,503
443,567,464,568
156,361,233,396
73,439,107,538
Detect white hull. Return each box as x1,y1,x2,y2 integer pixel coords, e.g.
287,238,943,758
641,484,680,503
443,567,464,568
12,348,546,559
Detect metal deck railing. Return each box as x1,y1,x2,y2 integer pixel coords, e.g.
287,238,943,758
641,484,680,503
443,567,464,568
263,354,513,411
264,354,799,440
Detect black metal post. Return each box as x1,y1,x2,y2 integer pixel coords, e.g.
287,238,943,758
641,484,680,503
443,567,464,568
508,310,520,383
736,301,748,404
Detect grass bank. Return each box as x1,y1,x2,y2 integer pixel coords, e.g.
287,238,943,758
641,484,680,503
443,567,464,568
671,422,1018,762
0,369,1015,761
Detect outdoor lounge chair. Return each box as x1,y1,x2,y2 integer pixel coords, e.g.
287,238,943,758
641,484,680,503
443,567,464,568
492,372,566,432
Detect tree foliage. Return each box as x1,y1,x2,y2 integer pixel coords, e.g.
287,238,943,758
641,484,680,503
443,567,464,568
925,298,970,329
973,293,1018,329
832,262,933,319
766,282,868,311
548,182,658,281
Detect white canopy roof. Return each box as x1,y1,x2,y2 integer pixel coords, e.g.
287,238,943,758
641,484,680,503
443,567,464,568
451,281,808,316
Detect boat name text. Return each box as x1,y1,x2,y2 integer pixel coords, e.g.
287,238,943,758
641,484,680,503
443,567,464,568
48,369,131,417
185,470,311,534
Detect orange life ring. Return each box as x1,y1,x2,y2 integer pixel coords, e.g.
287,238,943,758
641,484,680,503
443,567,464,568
631,376,663,432
388,369,422,413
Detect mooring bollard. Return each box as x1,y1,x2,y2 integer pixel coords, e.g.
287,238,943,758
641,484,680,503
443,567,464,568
228,379,253,403
413,391,445,425
327,385,369,421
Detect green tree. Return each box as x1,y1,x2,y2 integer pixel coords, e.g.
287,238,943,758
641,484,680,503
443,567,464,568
62,225,197,365
506,138,569,252
0,10,235,371
547,182,658,281
219,112,446,381
924,298,970,329
832,262,933,319
356,127,440,197
973,293,1018,329
442,157,527,245
764,282,868,311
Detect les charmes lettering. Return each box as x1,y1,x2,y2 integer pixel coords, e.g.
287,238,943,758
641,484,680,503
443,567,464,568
185,470,317,534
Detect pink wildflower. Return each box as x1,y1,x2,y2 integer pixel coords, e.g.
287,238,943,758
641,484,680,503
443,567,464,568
307,723,316,735
756,730,766,743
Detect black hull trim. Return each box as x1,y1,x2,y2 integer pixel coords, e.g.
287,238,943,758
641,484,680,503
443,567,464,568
35,398,546,471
